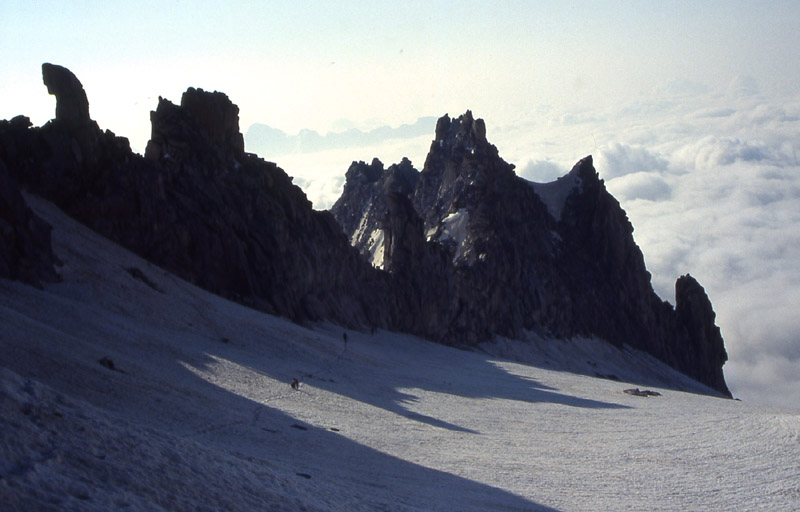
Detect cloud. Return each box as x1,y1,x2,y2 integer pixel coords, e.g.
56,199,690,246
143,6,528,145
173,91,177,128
606,172,671,202
694,107,737,119
245,117,437,158
653,79,711,99
518,159,566,183
675,136,772,170
728,74,760,97
726,346,800,409
292,174,346,211
625,152,800,408
549,111,606,126
595,142,669,179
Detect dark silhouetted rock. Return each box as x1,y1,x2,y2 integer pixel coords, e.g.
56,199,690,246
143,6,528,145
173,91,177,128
675,274,730,395
0,150,60,287
181,87,245,155
332,111,732,396
41,63,90,128
623,388,662,397
1,64,392,330
145,88,244,163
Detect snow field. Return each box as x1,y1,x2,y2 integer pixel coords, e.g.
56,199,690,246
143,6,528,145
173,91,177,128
1,196,799,511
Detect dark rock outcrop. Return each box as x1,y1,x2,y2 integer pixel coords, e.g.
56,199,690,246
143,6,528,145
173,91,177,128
623,388,662,397
674,274,729,393
145,88,244,163
1,64,392,328
332,111,731,397
0,143,60,287
41,63,90,129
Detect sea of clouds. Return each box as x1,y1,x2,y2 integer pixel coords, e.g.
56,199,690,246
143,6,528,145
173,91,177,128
246,79,800,410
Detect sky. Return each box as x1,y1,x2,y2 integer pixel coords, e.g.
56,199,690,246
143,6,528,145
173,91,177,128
2,1,800,409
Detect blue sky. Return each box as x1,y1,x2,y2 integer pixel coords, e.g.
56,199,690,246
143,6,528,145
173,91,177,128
3,1,800,409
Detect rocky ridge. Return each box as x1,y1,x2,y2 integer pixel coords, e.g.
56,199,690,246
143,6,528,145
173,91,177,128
0,63,393,328
332,111,730,396
0,64,730,396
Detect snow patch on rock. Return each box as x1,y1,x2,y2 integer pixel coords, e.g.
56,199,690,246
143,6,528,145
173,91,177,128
366,228,385,269
350,207,385,269
437,208,470,261
529,171,583,221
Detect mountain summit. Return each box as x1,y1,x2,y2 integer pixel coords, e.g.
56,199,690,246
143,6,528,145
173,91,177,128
332,111,729,396
0,65,729,396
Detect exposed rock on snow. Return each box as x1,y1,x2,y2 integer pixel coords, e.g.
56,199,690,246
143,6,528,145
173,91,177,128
331,158,393,268
623,388,663,397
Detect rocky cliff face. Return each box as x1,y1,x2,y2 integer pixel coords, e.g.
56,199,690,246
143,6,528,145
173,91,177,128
0,65,730,397
674,274,729,393
332,111,730,396
0,141,60,287
0,63,392,328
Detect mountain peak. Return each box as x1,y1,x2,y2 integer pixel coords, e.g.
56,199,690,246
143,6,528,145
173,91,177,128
344,157,384,184
433,110,488,154
180,87,244,155
145,88,244,164
332,111,731,396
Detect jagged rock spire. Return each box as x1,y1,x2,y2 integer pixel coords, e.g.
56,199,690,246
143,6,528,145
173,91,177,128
180,88,244,156
145,88,244,164
675,274,730,395
332,110,732,397
41,63,91,128
433,110,488,150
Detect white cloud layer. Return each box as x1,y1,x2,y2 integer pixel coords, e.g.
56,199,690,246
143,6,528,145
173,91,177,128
596,142,669,179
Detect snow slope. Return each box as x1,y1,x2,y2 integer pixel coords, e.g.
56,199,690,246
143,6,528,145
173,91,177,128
1,196,798,511
528,169,583,222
